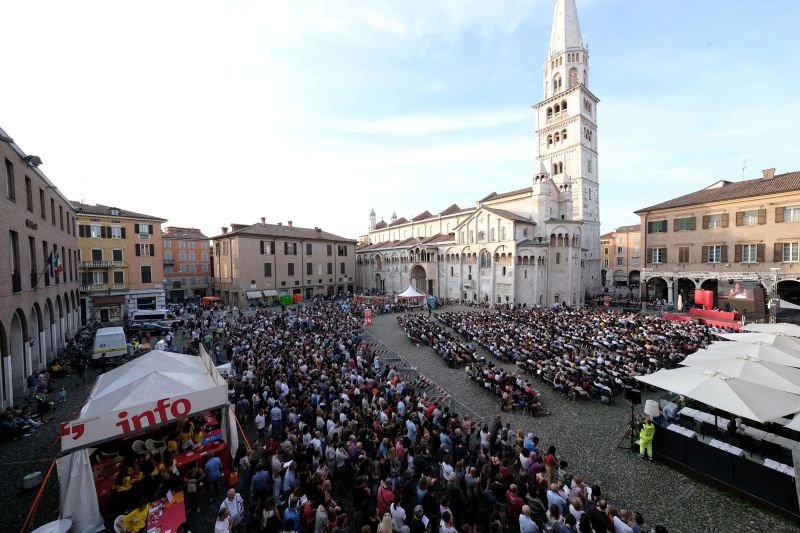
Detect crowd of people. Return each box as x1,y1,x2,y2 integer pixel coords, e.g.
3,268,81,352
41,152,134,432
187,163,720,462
436,307,726,401
196,299,669,533
396,314,476,367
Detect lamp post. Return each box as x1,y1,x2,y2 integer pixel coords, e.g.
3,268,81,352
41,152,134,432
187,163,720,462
769,267,780,324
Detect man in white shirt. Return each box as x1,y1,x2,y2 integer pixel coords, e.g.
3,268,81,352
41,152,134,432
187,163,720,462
519,505,539,533
219,489,244,532
255,409,266,441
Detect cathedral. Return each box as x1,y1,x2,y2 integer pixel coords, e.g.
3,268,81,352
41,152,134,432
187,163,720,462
356,0,601,306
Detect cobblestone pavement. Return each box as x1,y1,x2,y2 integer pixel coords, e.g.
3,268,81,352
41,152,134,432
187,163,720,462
367,307,798,533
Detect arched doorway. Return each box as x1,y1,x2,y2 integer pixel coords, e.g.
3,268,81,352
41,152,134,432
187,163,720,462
56,295,65,350
410,265,427,293
374,273,384,293
645,277,667,300
43,299,55,362
628,270,640,289
676,278,696,310
10,310,28,402
29,304,44,371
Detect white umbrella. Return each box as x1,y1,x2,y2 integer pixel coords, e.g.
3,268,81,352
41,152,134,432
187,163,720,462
786,413,800,431
700,343,800,368
635,366,800,422
680,352,800,395
742,323,800,336
715,332,800,351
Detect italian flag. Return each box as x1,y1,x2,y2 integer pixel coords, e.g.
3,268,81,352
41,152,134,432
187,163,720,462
52,251,63,277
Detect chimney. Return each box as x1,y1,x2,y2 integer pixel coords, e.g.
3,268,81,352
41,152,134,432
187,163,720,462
260,217,266,224
221,227,228,234
762,168,776,180
316,227,321,232
277,222,282,226
288,221,293,227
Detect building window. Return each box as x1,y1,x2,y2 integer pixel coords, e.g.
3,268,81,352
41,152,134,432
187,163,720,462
188,252,195,261
135,244,155,256
555,253,561,264
785,206,800,222
140,265,152,284
647,220,667,233
164,240,172,248
188,241,195,249
675,217,695,231
741,211,758,226
707,214,722,228
616,257,624,267
90,225,102,238
113,271,124,284
201,264,208,272
327,244,332,256
479,250,491,268
306,243,313,255
260,240,274,255
50,199,55,224
91,249,103,261
189,264,196,272
307,263,313,275
284,242,298,255
113,249,123,262
741,244,757,263
177,241,185,249
178,252,186,261
39,189,46,218
340,262,345,274
288,263,295,276
708,245,722,263
783,243,799,262
5,159,15,201
179,264,187,273
136,224,153,235
631,258,640,266
25,176,33,211
337,245,348,256
649,248,665,263
110,226,122,239
616,246,624,254
327,263,333,275
678,247,690,263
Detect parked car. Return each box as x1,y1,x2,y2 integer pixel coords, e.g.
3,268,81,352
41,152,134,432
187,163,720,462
127,321,172,336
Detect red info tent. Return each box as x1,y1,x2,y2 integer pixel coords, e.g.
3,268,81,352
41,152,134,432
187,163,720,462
56,348,233,533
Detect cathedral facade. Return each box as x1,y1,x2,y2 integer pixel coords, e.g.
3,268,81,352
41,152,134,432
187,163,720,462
356,0,601,306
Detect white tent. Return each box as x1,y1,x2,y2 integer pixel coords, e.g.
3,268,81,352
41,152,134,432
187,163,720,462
635,366,800,423
57,348,232,533
742,323,800,336
396,285,426,299
680,352,800,395
701,343,800,368
716,332,800,348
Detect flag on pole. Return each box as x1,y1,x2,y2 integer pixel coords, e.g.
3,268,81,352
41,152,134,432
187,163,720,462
45,250,54,276
54,250,63,277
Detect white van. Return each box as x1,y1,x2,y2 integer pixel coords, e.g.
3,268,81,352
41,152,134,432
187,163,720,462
130,309,182,326
92,327,128,360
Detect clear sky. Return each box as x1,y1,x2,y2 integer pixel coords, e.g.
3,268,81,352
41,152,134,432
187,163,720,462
1,0,798,239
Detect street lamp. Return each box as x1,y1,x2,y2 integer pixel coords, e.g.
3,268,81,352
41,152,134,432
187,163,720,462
769,267,780,324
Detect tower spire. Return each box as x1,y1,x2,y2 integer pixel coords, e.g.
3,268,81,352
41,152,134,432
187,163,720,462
549,0,583,56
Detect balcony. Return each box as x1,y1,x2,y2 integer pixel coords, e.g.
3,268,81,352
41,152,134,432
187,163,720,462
163,259,174,266
81,260,112,269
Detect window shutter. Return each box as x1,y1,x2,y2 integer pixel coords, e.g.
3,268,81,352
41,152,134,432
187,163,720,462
775,207,785,223
757,244,765,263
689,217,696,230
702,216,709,229
102,271,109,284
721,213,729,228
149,244,155,256
662,248,667,263
148,224,153,235
672,219,679,232
102,226,109,238
702,246,708,262
773,243,783,262
735,212,743,226
734,245,741,263
721,245,728,262
260,241,264,255
121,227,126,238
757,209,767,225
284,242,288,255
135,244,141,256
79,225,86,237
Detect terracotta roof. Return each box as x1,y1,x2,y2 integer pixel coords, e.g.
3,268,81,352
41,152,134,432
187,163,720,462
615,224,641,233
636,171,800,213
71,202,166,222
439,204,462,216
600,232,614,239
412,210,433,222
388,217,409,227
374,220,388,229
481,186,532,202
163,228,209,240
213,222,354,242
483,206,535,224
421,233,455,245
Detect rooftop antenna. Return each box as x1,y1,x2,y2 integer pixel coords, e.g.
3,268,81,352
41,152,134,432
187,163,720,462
741,159,751,180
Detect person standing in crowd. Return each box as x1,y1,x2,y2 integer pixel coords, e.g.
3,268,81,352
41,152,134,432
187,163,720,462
220,488,245,533
639,416,656,462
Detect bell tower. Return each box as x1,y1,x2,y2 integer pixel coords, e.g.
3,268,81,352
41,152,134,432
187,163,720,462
534,0,601,294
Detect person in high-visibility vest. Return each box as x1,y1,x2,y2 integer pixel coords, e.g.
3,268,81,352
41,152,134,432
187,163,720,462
639,416,656,461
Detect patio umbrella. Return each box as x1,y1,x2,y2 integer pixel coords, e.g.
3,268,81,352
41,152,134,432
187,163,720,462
680,352,800,395
742,323,800,336
786,413,800,432
715,332,800,352
699,343,800,368
635,366,800,423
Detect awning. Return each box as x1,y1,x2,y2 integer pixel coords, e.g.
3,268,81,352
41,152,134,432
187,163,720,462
262,289,278,297
245,290,263,299
93,295,125,305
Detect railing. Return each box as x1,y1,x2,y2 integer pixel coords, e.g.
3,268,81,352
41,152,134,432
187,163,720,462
113,282,126,289
12,272,21,293
80,283,107,292
112,261,127,268
81,260,112,268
